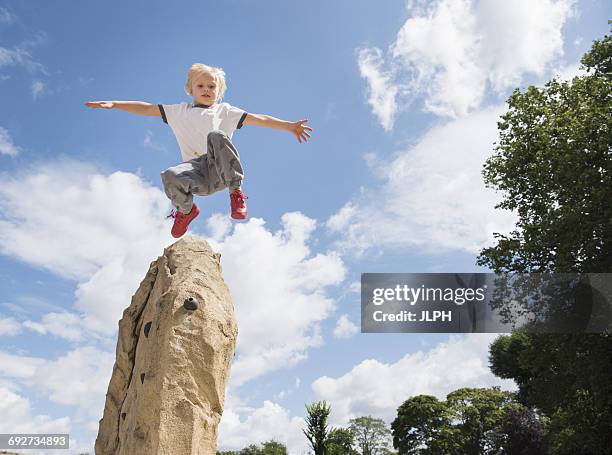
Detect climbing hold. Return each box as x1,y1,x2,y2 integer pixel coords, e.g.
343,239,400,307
140,373,145,384
183,297,198,311
121,412,126,420
144,321,152,337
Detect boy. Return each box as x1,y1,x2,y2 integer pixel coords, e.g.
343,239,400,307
85,63,312,238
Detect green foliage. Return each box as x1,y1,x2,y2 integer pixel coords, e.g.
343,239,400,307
349,415,393,455
478,25,612,274
391,388,535,455
489,331,612,453
260,440,288,455
498,406,546,455
239,445,261,455
303,400,331,455
477,23,612,454
581,20,612,75
217,440,288,455
444,387,515,454
391,395,447,454
327,427,358,455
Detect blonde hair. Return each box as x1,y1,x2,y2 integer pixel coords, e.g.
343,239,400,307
184,63,227,101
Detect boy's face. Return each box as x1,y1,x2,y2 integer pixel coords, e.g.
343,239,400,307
191,72,219,106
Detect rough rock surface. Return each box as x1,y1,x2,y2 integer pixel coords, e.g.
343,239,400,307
95,236,238,455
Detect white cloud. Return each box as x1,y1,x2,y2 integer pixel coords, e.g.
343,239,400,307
0,316,21,336
327,106,517,254
551,61,587,81
207,212,346,386
2,295,66,317
0,6,15,25
357,47,399,131
574,36,583,47
23,312,86,341
0,386,71,433
0,126,22,156
275,377,302,400
0,351,45,379
326,202,358,232
392,0,484,117
474,0,576,91
0,39,47,74
0,160,346,385
0,347,112,436
0,47,29,67
312,333,516,425
219,400,307,454
0,160,343,455
348,281,361,293
143,129,167,152
31,79,44,99
333,314,359,339
216,334,519,453
33,346,114,420
358,0,576,123
0,161,173,335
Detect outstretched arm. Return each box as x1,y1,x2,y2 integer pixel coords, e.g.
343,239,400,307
84,101,161,117
243,113,312,143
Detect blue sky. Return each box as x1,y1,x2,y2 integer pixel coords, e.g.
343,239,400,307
0,1,610,453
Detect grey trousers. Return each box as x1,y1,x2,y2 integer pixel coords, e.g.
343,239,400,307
160,130,244,214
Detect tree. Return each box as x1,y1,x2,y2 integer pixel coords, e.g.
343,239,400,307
489,331,612,454
239,445,261,455
391,395,448,454
217,441,288,455
260,440,288,455
391,389,529,455
349,416,392,455
303,400,331,455
478,25,612,274
327,427,358,455
479,24,612,454
443,387,515,454
499,406,547,455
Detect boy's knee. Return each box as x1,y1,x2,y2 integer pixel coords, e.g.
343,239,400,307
160,168,176,184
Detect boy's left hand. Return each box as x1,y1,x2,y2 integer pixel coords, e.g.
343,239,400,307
289,120,312,143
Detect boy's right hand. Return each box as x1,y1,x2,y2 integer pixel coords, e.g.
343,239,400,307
84,101,114,109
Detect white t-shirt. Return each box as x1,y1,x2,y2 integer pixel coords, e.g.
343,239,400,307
159,102,248,162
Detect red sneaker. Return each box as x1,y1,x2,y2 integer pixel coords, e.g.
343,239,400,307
169,204,200,238
230,189,248,220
